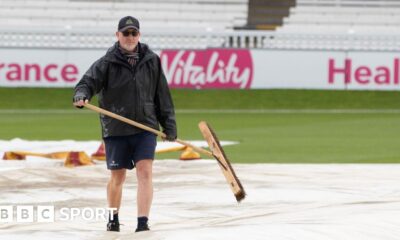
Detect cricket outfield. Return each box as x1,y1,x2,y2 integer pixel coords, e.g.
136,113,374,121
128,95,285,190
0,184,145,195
1,88,400,163
1,88,400,240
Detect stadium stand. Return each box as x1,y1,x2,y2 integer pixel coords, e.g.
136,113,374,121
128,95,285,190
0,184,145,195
0,0,247,30
279,0,400,34
246,0,296,30
265,0,400,50
0,0,248,49
0,0,399,50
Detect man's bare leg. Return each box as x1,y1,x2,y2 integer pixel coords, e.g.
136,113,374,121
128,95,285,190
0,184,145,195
135,159,153,231
107,169,126,216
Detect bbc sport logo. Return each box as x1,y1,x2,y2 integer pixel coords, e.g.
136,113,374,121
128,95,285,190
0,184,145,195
0,206,117,223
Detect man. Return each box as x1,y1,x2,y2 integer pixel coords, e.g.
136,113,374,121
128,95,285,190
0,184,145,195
73,16,177,232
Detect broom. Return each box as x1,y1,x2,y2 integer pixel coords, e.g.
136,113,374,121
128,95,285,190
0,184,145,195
83,103,246,202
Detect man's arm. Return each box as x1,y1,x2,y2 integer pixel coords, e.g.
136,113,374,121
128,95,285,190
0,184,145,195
73,58,107,108
154,57,177,141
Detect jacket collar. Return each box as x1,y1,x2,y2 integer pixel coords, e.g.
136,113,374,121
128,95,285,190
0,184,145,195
105,42,155,66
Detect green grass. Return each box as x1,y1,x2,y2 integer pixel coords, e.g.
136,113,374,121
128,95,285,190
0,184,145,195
2,88,400,109
1,88,400,163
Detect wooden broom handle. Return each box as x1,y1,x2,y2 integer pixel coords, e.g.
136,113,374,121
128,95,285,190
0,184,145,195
84,103,214,157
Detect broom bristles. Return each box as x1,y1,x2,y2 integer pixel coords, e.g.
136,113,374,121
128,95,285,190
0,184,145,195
199,121,246,203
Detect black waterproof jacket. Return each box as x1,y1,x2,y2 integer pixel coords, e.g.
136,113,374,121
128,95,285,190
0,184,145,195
74,42,177,138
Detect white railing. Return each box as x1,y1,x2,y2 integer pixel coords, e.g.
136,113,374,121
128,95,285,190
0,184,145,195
0,28,399,51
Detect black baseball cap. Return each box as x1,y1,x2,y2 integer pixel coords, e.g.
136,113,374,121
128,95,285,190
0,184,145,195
118,16,140,32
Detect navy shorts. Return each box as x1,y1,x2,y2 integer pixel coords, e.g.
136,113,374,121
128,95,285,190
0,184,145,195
103,131,157,170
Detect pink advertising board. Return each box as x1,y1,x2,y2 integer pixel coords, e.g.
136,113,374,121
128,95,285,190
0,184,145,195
159,49,253,89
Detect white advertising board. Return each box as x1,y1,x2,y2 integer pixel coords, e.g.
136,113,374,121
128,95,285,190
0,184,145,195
0,47,399,90
0,48,103,88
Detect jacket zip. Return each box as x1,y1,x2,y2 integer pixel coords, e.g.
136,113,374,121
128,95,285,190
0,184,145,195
110,49,153,124
132,65,139,122
131,56,153,123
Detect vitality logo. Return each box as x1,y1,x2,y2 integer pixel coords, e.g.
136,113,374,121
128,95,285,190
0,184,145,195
160,49,253,89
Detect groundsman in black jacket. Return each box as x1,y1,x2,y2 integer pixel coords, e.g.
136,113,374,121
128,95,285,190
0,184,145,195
73,16,177,233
